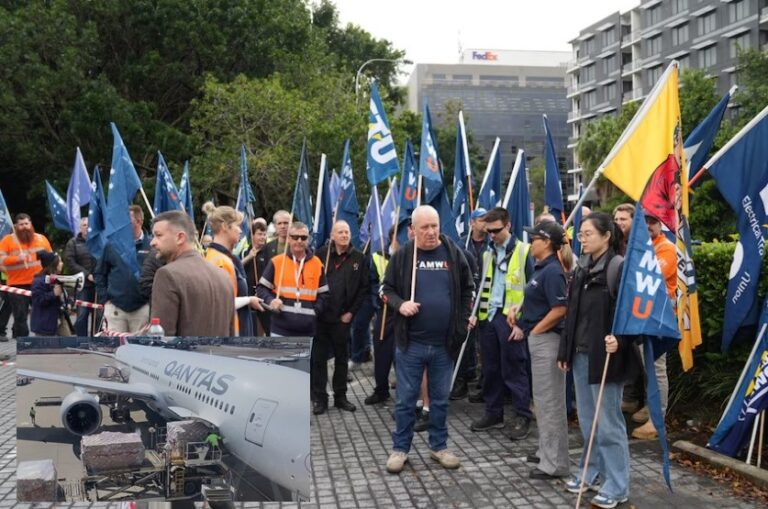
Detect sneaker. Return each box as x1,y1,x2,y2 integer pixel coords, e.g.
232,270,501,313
590,494,628,509
414,410,429,432
364,392,390,405
621,400,640,414
631,406,649,424
564,476,600,494
631,420,658,440
508,416,530,440
430,449,460,469
386,451,408,473
471,414,504,431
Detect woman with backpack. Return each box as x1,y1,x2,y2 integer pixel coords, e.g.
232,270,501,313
557,212,642,509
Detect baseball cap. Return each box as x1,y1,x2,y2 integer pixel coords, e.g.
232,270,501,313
523,221,565,246
470,208,487,220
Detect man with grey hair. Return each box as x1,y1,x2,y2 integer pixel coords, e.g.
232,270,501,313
150,210,234,336
381,205,474,473
265,209,291,258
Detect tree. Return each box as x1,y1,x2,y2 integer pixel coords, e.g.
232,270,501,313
734,48,768,125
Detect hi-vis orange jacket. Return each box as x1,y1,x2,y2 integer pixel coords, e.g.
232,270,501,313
0,233,52,286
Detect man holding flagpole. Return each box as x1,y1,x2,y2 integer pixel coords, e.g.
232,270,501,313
382,205,473,473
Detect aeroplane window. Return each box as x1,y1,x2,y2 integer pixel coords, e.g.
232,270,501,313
249,413,254,423
230,406,235,415
224,403,229,413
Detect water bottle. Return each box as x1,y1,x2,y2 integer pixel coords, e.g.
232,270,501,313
147,317,165,345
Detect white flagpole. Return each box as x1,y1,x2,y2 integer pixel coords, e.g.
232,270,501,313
502,149,524,209
477,137,500,206
459,111,475,211
313,154,327,233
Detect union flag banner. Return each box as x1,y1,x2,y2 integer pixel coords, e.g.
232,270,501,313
599,61,701,370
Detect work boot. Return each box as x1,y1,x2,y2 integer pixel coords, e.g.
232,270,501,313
632,406,649,423
430,449,460,469
471,414,504,431
386,451,408,473
334,397,356,412
313,400,327,415
631,420,658,440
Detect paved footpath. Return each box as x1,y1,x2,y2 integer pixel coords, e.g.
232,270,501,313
308,362,761,509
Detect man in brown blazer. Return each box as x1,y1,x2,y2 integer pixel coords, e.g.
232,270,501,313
150,211,234,336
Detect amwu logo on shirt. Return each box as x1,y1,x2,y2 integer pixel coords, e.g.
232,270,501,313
417,260,449,270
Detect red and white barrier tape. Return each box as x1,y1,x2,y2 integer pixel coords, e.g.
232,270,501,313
0,284,31,297
75,299,104,310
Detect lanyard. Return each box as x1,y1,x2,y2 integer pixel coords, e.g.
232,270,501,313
293,255,306,292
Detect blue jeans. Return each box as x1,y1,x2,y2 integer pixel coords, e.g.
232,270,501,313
392,340,453,453
572,352,630,499
350,297,375,362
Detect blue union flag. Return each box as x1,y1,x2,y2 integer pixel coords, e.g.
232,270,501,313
367,80,399,185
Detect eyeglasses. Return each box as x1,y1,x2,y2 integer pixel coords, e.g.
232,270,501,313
577,231,597,240
486,227,505,234
290,234,309,241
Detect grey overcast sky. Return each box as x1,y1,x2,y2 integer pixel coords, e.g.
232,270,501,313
331,0,641,65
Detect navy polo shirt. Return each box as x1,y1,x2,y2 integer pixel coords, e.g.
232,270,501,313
518,254,567,335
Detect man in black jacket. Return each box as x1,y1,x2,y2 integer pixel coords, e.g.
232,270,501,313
63,217,97,336
312,220,370,415
381,205,474,474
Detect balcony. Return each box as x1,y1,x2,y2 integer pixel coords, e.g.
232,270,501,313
761,6,768,24
621,61,641,76
621,30,642,48
622,88,645,104
567,111,581,123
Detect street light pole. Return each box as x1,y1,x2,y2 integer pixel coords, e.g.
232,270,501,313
355,58,413,109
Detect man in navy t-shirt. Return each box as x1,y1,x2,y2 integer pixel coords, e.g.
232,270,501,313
381,205,474,474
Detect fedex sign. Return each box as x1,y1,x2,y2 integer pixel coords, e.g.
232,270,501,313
472,51,498,61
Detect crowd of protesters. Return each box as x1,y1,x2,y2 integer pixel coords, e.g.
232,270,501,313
0,198,674,509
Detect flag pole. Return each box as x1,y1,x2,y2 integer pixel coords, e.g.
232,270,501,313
139,188,155,219
477,138,500,206
746,409,761,465
374,185,390,342
690,102,768,187
758,410,765,468
575,353,611,509
451,255,489,390
687,84,739,187
459,111,475,211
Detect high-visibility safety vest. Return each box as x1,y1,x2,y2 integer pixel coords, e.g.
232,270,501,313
477,241,530,321
0,233,52,286
205,248,239,333
372,252,388,281
270,254,326,318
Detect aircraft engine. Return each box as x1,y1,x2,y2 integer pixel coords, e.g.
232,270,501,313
60,391,102,435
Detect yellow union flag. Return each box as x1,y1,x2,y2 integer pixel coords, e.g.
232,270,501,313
601,63,681,200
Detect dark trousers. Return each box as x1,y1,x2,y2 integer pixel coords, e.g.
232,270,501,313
74,285,95,337
9,287,31,338
252,310,271,337
0,292,11,336
311,320,351,403
456,327,478,383
479,312,532,419
372,308,395,396
350,297,375,362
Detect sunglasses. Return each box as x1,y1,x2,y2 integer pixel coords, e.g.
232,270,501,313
486,227,505,234
290,234,309,241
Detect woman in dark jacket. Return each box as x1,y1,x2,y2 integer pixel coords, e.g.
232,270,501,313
557,212,641,509
31,251,63,336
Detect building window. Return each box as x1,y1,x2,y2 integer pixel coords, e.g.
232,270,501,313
698,12,716,35
584,90,597,109
585,37,595,54
647,65,662,88
602,54,615,74
602,28,616,47
729,0,747,23
678,54,690,70
672,0,688,14
730,32,751,58
452,74,472,82
604,83,617,102
583,64,595,82
647,5,662,25
699,44,717,68
672,23,689,46
647,35,662,57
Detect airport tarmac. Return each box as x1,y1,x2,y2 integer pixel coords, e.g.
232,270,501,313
15,341,309,506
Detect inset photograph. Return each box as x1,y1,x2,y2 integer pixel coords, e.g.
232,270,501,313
16,336,309,503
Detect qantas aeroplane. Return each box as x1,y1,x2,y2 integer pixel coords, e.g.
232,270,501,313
17,343,310,500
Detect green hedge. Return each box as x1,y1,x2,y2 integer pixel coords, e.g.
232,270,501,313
667,239,767,419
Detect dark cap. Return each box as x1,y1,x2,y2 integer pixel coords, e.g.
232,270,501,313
523,221,565,246
36,250,57,270
470,208,487,220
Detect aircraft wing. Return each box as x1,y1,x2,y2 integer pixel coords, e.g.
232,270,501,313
17,369,160,402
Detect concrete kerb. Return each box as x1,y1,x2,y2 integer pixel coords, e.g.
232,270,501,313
673,440,768,490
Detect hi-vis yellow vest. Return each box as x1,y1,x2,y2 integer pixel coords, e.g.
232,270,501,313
478,241,530,321
372,252,388,281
